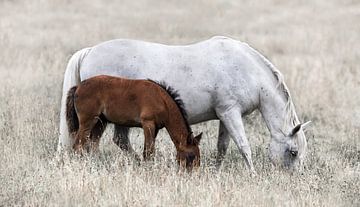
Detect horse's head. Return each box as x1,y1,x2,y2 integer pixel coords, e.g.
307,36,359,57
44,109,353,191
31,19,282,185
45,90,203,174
269,121,311,171
176,133,202,171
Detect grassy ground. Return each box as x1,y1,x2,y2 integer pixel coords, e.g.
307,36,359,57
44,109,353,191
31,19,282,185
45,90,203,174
0,0,359,206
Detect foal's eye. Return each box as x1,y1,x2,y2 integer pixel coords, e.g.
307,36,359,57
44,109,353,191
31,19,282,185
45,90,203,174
186,153,196,163
188,154,195,161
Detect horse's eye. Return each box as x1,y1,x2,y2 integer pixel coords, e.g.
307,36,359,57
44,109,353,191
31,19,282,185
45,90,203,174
289,150,298,157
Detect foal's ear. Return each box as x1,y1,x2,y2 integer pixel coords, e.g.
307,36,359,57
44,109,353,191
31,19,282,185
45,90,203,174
193,132,203,145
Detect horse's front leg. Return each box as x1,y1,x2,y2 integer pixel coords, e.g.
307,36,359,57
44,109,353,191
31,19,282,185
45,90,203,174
216,106,256,175
216,121,231,169
141,121,157,161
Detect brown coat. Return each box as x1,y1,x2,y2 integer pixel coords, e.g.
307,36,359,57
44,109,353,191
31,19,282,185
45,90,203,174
66,75,202,170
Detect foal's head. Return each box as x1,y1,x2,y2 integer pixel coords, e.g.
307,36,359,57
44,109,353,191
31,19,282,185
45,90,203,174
176,133,202,171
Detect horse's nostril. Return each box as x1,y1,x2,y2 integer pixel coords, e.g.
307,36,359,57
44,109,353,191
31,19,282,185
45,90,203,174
290,150,298,157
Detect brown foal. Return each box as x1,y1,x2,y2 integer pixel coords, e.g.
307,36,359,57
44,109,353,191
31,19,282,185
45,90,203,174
66,75,202,170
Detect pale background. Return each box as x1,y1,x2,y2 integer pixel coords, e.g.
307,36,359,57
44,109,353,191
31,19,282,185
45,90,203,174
0,0,359,206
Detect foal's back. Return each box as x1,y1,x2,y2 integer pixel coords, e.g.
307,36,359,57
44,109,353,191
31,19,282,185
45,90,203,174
75,75,168,127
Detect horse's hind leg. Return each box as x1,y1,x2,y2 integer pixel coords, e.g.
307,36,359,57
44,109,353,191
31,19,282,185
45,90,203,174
113,125,130,150
113,125,140,160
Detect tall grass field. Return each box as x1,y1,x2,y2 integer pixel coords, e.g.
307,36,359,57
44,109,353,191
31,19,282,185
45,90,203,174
0,0,359,206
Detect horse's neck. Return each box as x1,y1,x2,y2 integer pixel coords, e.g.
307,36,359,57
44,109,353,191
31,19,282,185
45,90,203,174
164,101,191,147
259,84,297,138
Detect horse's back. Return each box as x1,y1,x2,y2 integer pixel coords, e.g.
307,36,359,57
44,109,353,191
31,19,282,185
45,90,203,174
80,36,243,78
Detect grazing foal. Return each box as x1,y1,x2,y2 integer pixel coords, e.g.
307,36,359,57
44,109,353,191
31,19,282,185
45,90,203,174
65,75,202,170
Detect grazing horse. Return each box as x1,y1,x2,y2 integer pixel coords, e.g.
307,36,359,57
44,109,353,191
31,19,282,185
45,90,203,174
65,75,202,170
58,36,310,173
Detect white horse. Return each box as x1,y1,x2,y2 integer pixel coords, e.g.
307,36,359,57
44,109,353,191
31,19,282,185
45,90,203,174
58,36,310,172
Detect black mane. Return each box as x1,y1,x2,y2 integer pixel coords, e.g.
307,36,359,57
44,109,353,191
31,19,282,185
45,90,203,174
147,79,192,135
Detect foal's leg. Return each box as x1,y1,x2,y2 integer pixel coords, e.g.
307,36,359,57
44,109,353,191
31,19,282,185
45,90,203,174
89,118,107,153
74,116,98,154
216,106,256,174
216,121,231,169
74,125,93,154
141,121,157,160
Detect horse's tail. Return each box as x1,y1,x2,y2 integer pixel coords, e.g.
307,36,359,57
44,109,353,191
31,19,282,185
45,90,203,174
66,86,79,135
58,47,91,152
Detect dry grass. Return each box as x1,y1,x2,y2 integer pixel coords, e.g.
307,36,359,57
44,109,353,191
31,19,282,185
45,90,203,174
0,0,359,206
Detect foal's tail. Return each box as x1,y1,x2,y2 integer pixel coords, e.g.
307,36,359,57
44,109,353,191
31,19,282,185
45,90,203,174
66,86,79,136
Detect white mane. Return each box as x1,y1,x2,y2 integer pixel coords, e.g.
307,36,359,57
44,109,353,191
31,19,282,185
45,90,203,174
246,45,300,131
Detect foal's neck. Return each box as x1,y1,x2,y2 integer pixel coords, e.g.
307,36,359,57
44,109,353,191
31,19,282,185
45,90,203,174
164,101,191,147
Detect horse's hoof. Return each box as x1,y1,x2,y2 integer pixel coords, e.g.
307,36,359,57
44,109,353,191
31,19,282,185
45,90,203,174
250,170,258,177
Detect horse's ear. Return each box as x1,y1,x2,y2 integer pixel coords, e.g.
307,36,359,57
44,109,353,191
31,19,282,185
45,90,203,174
289,121,312,137
289,124,301,137
301,121,312,130
193,132,203,145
